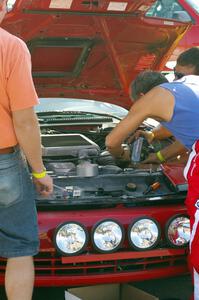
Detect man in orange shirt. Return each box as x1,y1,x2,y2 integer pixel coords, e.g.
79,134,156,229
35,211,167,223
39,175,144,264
0,1,53,299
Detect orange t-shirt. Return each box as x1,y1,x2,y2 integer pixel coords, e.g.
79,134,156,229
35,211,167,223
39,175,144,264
0,27,39,148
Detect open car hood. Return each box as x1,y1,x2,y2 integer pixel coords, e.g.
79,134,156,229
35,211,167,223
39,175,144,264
3,0,189,109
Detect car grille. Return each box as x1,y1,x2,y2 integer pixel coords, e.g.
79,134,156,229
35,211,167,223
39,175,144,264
0,248,187,276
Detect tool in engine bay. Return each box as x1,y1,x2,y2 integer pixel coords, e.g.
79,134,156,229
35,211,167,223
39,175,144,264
53,184,83,199
143,181,160,195
53,184,69,199
131,137,144,163
130,135,155,164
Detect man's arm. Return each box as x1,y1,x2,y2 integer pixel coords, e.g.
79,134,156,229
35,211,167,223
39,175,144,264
152,124,173,140
13,107,53,196
105,87,175,157
143,140,188,164
159,140,187,160
128,124,173,144
13,107,44,173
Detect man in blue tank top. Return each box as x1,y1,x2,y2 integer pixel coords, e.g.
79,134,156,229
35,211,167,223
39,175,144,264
106,70,199,300
132,47,199,165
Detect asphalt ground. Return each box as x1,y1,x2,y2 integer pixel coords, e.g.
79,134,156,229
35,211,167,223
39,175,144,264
0,274,192,299
133,275,192,300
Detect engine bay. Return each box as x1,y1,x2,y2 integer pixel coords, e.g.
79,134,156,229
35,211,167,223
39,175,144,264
38,126,185,206
35,100,187,206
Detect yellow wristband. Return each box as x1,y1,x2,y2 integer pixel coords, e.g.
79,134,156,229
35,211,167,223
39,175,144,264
32,169,47,179
156,151,165,163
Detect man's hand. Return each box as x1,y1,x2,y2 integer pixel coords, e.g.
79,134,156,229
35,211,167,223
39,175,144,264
119,147,131,161
115,148,131,168
33,174,53,197
142,153,160,164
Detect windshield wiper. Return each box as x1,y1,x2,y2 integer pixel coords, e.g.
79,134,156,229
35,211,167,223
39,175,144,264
37,111,113,124
37,110,121,120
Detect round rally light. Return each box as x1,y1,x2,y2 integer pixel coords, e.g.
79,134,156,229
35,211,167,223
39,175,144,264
92,219,124,253
54,222,88,255
128,218,160,250
166,215,190,247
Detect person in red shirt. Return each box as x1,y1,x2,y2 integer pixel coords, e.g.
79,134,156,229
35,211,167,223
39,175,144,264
0,1,53,299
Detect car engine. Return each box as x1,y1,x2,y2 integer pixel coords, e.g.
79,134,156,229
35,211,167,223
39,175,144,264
38,128,179,206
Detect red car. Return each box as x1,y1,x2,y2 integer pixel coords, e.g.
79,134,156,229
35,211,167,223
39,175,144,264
2,0,191,287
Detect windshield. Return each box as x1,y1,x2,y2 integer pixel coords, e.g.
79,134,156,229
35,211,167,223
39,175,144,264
35,98,128,120
146,0,192,22
185,0,199,14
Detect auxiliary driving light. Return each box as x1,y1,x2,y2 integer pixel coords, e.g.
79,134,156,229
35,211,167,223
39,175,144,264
54,222,88,255
166,215,190,247
92,219,124,253
128,217,160,250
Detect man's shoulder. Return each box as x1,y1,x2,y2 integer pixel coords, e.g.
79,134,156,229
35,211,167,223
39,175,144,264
0,27,27,52
0,27,16,41
150,85,173,99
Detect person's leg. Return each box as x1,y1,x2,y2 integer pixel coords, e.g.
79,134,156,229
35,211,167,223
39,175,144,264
5,256,34,300
0,149,39,299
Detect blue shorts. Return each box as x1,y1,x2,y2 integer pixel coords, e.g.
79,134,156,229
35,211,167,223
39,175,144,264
0,147,39,258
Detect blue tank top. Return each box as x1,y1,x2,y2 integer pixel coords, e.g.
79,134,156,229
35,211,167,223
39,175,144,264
160,75,199,149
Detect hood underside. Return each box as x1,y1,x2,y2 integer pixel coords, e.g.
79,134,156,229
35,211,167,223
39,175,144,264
3,0,189,108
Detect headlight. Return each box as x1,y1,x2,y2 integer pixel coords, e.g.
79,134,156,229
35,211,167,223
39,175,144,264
54,222,88,255
128,218,160,250
92,219,124,253
166,215,190,247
